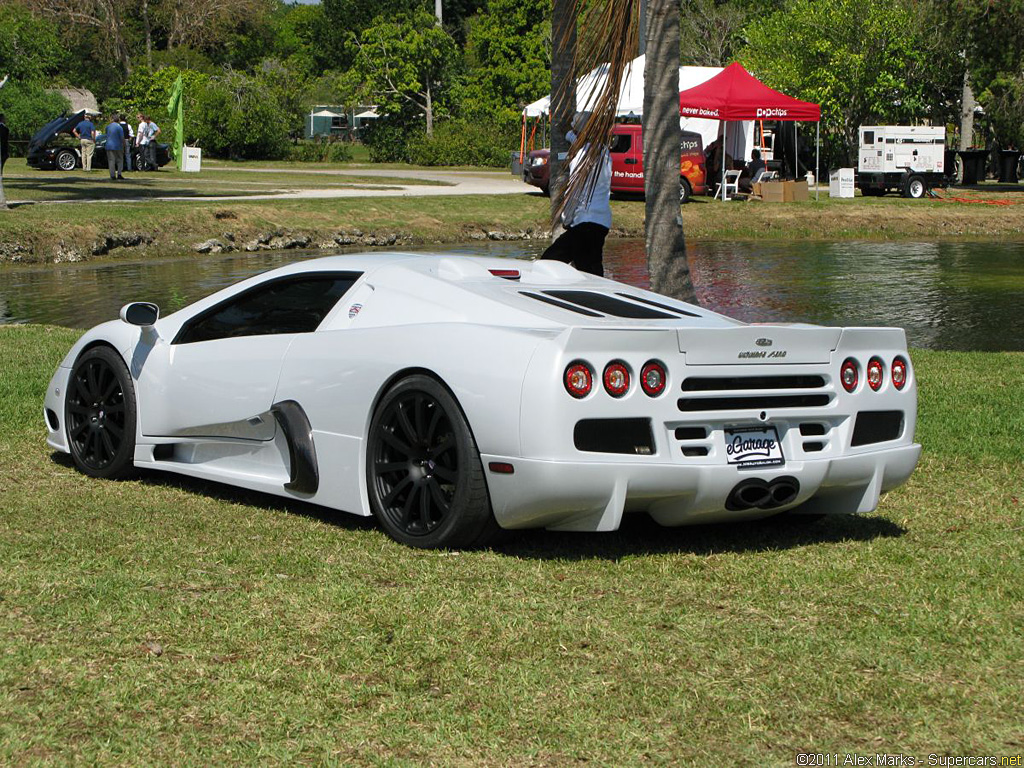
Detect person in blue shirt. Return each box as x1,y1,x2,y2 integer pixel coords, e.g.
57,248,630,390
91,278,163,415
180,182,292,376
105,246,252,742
104,114,125,180
73,115,97,171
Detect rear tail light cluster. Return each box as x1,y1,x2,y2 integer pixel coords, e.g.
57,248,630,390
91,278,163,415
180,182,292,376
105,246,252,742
840,356,909,393
563,360,667,398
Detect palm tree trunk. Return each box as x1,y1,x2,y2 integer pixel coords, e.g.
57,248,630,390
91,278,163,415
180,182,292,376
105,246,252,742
550,0,577,232
643,0,696,303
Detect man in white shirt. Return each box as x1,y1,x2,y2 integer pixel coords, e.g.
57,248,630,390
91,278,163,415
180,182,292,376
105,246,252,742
143,117,160,171
135,113,149,169
541,121,613,277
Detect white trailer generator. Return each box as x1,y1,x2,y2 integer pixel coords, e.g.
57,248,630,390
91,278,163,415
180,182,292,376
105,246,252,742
857,125,947,198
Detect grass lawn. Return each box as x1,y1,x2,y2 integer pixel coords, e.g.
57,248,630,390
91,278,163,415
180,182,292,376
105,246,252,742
0,324,1021,765
0,159,447,203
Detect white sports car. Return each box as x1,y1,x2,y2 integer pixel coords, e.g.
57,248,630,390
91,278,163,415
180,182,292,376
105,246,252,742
44,252,921,548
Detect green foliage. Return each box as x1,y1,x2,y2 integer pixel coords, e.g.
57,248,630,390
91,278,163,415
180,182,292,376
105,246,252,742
287,139,355,163
108,67,211,152
0,2,71,143
191,70,290,160
0,4,68,82
351,10,460,133
0,84,70,144
955,0,1024,147
406,118,519,166
742,0,961,165
462,0,550,113
362,116,419,163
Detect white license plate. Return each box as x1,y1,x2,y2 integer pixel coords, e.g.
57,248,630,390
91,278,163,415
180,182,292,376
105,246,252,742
724,426,785,467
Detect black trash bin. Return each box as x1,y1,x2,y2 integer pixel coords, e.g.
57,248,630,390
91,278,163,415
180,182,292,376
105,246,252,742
956,149,990,185
998,150,1022,183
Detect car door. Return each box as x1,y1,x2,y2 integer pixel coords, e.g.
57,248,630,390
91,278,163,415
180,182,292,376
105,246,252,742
610,128,643,193
136,272,360,439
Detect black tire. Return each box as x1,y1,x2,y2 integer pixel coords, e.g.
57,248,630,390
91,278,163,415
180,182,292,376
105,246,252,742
903,174,926,199
65,346,137,479
55,149,77,172
679,176,692,204
366,375,499,549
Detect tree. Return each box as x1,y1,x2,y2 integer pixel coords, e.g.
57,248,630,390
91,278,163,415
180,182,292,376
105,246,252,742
646,0,695,302
548,0,575,227
351,10,459,136
28,0,136,77
742,0,961,166
0,3,71,141
679,0,749,67
463,0,550,117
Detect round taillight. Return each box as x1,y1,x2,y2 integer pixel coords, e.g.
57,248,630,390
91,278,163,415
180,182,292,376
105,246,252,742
892,356,908,390
564,361,593,398
603,361,631,397
840,358,859,393
640,361,667,397
867,357,884,391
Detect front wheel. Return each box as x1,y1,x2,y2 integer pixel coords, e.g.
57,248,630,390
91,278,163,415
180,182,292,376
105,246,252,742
65,346,137,479
679,177,692,204
366,375,499,549
903,175,926,199
56,149,77,171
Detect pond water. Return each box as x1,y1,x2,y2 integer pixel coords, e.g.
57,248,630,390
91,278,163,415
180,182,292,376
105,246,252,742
1,239,1022,351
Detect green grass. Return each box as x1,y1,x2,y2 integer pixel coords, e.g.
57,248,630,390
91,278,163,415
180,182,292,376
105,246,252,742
0,325,1022,765
0,158,447,203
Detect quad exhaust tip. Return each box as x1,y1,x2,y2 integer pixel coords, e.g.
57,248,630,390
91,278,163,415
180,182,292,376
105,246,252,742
726,476,800,511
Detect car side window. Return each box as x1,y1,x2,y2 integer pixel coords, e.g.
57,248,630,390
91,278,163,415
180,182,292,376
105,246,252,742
174,272,361,345
609,133,632,154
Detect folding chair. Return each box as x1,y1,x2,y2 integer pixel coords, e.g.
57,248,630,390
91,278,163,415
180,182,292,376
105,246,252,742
715,169,742,200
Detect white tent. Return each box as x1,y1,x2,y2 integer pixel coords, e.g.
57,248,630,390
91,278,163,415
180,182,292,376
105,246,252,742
521,55,753,162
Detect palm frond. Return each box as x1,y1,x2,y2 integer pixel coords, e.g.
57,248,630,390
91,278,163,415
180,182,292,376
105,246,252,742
552,0,641,227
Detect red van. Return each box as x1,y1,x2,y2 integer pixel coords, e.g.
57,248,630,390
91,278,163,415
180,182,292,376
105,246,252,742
521,123,708,203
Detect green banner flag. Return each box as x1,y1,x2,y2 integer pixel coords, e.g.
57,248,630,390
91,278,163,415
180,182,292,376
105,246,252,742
166,75,184,170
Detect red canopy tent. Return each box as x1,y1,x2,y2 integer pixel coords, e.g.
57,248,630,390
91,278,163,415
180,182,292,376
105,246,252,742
678,62,822,199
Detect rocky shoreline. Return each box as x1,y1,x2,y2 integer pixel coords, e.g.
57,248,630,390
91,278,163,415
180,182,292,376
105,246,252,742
0,226,557,265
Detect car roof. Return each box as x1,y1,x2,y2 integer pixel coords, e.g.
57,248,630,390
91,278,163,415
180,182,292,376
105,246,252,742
251,252,739,331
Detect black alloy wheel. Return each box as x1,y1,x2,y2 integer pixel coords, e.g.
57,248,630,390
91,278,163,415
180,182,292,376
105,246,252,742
65,346,137,479
366,375,498,549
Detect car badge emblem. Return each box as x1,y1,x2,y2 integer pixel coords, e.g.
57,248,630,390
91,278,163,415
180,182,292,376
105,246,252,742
348,303,362,319
755,337,773,347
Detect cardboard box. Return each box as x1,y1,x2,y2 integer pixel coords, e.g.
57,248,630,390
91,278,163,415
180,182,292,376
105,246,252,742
758,180,786,202
786,179,809,202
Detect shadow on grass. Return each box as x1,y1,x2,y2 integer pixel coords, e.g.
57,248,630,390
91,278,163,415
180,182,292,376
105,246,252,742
5,174,257,202
494,512,905,561
52,452,904,559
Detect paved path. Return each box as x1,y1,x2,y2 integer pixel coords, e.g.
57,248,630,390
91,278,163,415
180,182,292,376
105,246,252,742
184,167,531,201
11,167,536,206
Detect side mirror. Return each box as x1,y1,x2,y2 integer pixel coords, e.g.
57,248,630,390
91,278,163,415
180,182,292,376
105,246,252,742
120,302,160,327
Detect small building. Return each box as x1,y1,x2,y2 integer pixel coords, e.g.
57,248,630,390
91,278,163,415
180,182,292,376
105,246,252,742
305,106,379,139
49,87,99,115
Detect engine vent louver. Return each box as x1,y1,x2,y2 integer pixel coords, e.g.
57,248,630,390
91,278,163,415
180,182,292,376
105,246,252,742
677,375,831,413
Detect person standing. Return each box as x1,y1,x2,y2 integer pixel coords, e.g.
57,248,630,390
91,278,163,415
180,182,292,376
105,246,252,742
74,114,97,171
104,113,125,180
135,113,149,170
0,114,9,173
144,116,161,171
541,124,612,277
119,115,134,171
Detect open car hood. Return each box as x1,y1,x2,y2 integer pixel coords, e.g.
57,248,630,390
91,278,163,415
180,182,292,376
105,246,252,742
28,110,87,152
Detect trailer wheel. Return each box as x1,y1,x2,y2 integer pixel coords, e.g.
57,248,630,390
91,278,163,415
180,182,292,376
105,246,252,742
903,175,926,199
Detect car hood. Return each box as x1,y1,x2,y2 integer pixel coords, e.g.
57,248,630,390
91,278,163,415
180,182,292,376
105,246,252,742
28,110,87,152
